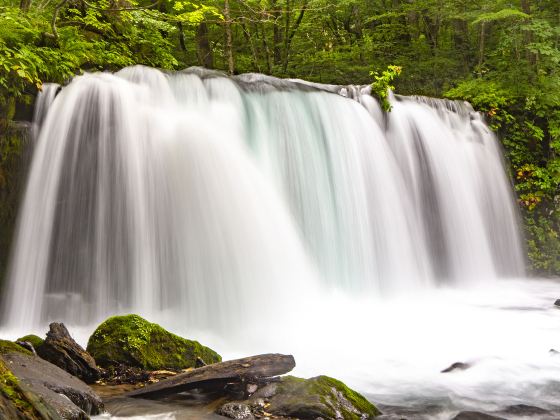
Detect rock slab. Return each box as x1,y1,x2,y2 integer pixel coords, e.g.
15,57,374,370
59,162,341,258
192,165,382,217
1,352,104,419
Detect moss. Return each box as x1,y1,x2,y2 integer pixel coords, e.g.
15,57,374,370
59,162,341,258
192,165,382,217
273,375,380,420
0,339,32,356
15,335,45,350
86,314,221,370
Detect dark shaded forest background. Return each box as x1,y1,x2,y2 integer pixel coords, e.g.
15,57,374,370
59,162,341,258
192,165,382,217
0,0,559,278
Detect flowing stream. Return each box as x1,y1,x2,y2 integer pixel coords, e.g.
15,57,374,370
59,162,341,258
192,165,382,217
1,66,557,418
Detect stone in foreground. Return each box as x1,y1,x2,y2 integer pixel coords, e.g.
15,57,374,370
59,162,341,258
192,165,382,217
259,375,380,420
87,314,221,370
1,352,103,419
37,322,101,384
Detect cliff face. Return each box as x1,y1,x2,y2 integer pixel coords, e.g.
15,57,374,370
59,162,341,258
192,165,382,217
0,121,31,293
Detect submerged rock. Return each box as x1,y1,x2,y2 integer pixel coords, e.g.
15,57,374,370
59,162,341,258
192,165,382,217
87,314,221,370
218,402,255,420
452,411,506,420
441,362,471,373
261,375,381,420
1,352,103,419
37,322,101,384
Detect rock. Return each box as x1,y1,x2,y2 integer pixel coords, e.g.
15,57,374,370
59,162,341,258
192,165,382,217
501,404,549,415
452,411,506,420
554,299,560,307
0,357,61,419
217,402,255,420
16,334,45,351
87,314,221,371
0,339,32,356
127,353,294,399
36,322,100,384
1,352,104,418
441,362,471,373
263,375,381,420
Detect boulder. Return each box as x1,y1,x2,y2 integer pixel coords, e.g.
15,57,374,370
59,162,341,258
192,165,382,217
36,322,100,384
1,352,103,419
87,314,221,370
260,375,381,420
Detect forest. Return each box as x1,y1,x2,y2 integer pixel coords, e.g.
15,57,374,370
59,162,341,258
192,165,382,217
0,0,559,275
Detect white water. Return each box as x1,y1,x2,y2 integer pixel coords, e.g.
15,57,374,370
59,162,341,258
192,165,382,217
1,65,553,416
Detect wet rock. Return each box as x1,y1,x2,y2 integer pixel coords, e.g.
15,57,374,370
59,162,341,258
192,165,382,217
452,411,505,420
37,322,100,384
217,402,255,420
263,375,381,419
501,404,549,416
87,314,221,371
441,362,471,373
1,351,103,418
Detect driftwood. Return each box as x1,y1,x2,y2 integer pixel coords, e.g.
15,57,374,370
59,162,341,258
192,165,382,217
127,353,295,399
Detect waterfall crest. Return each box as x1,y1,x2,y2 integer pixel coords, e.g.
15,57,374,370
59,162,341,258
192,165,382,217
1,66,525,330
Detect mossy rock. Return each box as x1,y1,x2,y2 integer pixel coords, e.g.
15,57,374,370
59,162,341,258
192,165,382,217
0,340,32,356
86,314,221,370
15,335,45,351
267,375,380,420
0,358,60,419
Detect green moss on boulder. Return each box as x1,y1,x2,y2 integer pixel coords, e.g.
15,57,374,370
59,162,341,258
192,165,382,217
267,375,380,420
86,314,221,370
16,335,45,350
0,339,32,356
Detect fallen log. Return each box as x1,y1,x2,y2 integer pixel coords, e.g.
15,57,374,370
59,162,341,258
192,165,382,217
126,353,295,399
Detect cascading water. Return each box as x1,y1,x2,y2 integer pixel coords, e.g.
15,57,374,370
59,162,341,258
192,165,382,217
4,66,560,418
2,65,524,330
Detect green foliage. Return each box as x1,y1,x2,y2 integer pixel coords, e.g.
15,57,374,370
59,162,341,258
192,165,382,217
86,314,221,370
370,65,401,112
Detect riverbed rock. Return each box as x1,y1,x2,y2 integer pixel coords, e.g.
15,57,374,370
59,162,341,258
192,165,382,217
1,351,103,418
452,411,506,420
87,314,221,370
261,375,381,420
218,402,255,420
36,322,101,384
441,362,471,373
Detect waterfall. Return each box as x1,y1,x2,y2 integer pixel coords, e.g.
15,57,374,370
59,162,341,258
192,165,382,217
1,66,525,331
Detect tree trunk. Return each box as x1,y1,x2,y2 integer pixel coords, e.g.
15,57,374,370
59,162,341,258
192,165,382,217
196,22,214,69
224,0,234,74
